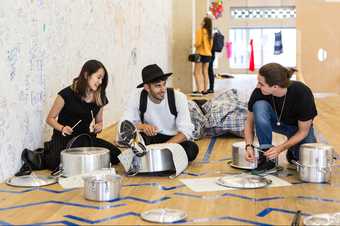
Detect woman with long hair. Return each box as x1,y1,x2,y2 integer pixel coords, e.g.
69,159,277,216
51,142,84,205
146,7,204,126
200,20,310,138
45,59,121,171
193,16,213,95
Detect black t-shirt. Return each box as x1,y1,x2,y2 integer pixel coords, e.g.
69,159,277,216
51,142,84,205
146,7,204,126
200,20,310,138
53,86,108,136
248,81,317,126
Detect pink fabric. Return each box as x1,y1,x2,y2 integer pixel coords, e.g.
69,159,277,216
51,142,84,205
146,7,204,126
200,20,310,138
249,39,255,72
226,42,232,59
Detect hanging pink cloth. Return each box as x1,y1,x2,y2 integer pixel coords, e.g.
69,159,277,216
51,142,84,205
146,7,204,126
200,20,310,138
226,41,232,59
249,39,255,72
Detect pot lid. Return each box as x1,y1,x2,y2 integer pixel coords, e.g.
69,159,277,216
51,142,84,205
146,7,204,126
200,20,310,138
6,175,57,187
141,208,187,223
216,173,272,189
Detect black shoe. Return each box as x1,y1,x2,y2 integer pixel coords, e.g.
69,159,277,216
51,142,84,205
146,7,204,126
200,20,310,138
251,160,278,176
118,120,137,147
191,91,203,97
201,90,208,95
15,163,32,177
207,89,214,93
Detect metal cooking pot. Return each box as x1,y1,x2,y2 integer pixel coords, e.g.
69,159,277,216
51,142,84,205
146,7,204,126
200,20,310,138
83,174,122,201
231,141,257,170
293,143,335,183
61,147,110,177
134,148,175,173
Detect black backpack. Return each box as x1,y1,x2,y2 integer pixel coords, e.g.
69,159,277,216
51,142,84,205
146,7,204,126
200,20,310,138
212,31,224,52
139,88,177,123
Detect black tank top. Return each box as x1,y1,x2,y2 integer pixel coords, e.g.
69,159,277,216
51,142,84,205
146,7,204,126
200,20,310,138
53,86,108,136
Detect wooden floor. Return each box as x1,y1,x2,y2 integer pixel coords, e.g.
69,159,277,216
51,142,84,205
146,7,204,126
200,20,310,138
1,81,340,225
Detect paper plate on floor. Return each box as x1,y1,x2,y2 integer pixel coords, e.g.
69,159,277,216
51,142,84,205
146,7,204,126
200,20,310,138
6,175,57,187
140,208,187,223
304,213,335,226
216,174,271,189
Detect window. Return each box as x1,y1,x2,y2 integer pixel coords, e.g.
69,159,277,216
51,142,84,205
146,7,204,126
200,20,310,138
231,6,296,19
229,28,296,69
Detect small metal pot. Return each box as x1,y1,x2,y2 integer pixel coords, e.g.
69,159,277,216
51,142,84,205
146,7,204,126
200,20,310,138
292,143,335,183
231,141,257,170
83,174,122,201
293,160,331,183
61,147,110,177
299,143,334,167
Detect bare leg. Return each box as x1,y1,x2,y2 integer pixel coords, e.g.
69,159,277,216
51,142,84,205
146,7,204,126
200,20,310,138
202,62,209,92
194,62,203,92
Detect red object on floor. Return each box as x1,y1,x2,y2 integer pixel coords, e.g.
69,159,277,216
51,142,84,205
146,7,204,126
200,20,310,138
249,39,255,72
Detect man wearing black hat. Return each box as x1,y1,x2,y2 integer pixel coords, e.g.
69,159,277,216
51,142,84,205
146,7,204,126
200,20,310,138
121,64,199,161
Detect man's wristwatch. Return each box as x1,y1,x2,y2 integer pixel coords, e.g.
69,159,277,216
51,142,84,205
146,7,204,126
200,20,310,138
245,144,254,150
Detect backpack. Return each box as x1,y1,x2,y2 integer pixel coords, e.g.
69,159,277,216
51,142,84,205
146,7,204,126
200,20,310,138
212,31,224,52
139,88,177,123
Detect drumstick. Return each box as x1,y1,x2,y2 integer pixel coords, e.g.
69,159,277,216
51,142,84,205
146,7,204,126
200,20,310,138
71,120,82,130
91,110,94,121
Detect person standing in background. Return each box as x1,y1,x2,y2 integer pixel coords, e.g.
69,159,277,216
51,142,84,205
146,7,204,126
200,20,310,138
208,28,224,93
193,17,213,95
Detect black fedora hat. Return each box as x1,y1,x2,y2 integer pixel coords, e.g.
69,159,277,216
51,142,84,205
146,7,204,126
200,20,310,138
136,64,172,88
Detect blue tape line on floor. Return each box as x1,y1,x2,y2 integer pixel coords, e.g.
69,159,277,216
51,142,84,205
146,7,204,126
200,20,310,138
25,220,79,226
0,188,77,194
0,200,126,211
0,221,12,225
175,192,340,205
108,196,171,204
123,183,185,191
257,208,310,217
202,137,217,162
174,192,285,202
65,212,272,226
64,212,140,224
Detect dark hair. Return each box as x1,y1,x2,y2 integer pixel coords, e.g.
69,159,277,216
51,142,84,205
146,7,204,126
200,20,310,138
72,59,108,106
202,17,213,41
259,63,297,88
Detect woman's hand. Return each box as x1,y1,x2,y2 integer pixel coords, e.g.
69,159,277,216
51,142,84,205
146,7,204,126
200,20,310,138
245,146,256,162
61,126,73,136
93,123,103,134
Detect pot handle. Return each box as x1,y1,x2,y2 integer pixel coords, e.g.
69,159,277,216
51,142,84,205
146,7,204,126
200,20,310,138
66,133,94,149
291,160,304,168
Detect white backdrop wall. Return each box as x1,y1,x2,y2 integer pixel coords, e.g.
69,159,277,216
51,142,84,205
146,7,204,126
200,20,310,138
0,0,173,181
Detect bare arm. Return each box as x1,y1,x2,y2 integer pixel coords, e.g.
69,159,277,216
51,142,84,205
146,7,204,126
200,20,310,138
93,107,104,133
46,95,65,132
166,132,187,144
265,119,313,159
244,111,256,162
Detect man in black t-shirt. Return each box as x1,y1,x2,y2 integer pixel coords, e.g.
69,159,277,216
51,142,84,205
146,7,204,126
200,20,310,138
244,63,317,175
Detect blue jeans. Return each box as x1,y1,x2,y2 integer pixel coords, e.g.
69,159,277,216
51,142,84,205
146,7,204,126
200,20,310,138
252,100,316,162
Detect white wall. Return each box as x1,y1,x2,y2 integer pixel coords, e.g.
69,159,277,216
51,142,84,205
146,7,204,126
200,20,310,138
0,0,172,181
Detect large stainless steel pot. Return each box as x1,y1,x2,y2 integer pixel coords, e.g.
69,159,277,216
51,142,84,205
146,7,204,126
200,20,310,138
61,147,110,177
231,141,257,170
136,148,175,173
293,143,335,183
83,174,122,201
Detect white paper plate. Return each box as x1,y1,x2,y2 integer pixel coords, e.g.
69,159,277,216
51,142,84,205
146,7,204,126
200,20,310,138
141,208,187,223
304,213,335,225
216,174,271,189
